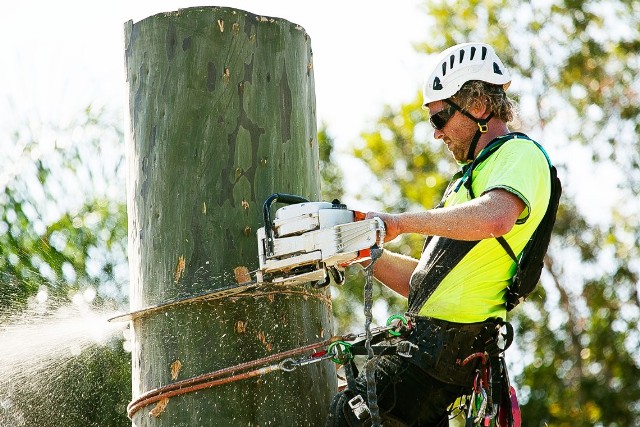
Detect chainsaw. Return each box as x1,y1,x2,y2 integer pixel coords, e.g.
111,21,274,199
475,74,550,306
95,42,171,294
109,193,384,322
256,193,385,288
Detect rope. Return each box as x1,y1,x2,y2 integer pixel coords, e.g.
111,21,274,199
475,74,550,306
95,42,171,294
127,336,343,419
128,219,387,420
363,246,384,427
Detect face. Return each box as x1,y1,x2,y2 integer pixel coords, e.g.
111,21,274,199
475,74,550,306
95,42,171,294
426,100,476,163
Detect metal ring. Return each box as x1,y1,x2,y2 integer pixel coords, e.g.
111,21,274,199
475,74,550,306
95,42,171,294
327,341,352,364
279,358,297,372
386,314,408,337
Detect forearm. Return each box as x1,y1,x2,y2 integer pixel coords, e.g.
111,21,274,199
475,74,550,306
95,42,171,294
368,249,417,298
384,190,524,241
397,201,502,241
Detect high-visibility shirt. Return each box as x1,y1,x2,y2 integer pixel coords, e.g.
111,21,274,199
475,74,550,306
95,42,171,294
416,136,551,323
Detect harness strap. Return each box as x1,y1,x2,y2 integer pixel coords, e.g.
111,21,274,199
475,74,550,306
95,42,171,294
497,236,518,264
444,99,493,161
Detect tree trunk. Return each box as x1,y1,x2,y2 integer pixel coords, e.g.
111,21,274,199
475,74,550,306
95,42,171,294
124,7,335,426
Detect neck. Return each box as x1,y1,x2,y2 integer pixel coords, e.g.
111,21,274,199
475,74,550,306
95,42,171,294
471,120,510,158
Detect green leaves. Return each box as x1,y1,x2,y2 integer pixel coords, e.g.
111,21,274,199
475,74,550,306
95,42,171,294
0,106,127,309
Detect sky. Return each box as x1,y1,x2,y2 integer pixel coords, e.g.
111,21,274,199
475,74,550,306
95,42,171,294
1,1,430,165
0,1,622,220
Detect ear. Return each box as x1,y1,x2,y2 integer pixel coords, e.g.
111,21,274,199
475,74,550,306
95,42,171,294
471,98,488,119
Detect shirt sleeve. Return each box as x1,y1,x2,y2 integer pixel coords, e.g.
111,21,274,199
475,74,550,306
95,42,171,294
477,138,550,224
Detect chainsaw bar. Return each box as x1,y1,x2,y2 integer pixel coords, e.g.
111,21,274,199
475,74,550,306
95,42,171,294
108,279,263,323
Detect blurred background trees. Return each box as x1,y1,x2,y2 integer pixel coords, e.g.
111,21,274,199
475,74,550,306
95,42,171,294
346,1,640,425
1,1,639,426
0,107,131,426
0,106,128,311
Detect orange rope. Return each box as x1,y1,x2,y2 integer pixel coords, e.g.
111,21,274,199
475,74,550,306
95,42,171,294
127,335,347,419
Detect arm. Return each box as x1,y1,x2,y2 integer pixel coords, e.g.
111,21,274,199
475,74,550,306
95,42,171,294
367,249,417,298
372,189,525,242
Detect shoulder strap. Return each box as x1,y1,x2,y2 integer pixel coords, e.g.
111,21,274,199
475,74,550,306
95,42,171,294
462,132,533,199
463,133,553,263
496,236,518,263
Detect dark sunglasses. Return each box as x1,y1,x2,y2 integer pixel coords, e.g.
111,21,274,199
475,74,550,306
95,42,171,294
429,105,456,130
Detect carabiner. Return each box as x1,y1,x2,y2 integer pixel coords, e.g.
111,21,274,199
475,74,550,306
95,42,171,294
328,340,353,364
386,314,408,337
279,358,297,372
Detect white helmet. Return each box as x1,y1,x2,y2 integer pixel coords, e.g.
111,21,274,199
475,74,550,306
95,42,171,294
422,42,511,106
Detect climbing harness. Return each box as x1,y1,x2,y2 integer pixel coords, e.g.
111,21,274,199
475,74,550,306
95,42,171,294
460,353,521,427
443,319,520,427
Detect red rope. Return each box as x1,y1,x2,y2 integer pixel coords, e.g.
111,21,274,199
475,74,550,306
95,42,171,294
127,336,345,418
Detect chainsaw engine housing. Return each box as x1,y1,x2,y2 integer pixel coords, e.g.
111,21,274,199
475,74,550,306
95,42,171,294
256,197,383,286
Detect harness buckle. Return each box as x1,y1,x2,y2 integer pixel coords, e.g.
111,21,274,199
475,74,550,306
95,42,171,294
348,394,371,420
395,340,418,358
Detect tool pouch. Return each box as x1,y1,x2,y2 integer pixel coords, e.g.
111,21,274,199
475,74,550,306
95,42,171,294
406,319,445,370
406,316,503,387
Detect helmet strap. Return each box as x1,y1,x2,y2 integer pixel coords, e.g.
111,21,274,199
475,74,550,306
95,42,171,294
444,100,494,160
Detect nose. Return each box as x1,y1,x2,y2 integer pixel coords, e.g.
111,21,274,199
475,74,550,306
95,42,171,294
433,129,445,140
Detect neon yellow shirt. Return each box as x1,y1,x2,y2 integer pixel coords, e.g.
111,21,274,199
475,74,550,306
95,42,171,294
416,136,551,323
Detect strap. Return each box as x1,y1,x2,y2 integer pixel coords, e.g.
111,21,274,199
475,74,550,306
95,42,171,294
496,236,518,264
460,133,541,263
444,99,493,161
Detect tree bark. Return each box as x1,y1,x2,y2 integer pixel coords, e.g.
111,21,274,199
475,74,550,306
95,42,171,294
124,7,335,426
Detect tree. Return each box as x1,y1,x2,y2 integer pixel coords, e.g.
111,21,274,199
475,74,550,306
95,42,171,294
0,105,128,311
125,7,334,425
347,0,640,425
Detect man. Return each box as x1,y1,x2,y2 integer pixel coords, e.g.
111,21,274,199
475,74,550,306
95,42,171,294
327,42,552,426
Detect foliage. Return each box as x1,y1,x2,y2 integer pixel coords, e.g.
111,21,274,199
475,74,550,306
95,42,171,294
0,106,128,311
345,0,640,425
0,106,130,425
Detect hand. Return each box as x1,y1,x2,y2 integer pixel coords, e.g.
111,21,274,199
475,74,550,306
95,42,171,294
366,211,401,242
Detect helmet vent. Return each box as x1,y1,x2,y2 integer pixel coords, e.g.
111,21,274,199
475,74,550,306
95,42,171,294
422,43,511,104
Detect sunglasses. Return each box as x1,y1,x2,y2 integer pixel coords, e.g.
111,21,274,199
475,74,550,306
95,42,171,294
429,105,456,130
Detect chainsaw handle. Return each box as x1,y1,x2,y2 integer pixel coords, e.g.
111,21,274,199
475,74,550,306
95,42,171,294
262,193,310,227
262,193,310,256
353,212,386,246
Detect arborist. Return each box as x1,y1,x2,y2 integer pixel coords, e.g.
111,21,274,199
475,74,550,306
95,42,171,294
326,42,556,426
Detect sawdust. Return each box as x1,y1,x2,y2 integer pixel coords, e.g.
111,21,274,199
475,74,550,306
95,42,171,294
174,256,186,283
256,331,272,352
170,360,182,381
233,266,250,284
149,397,169,417
236,320,247,333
